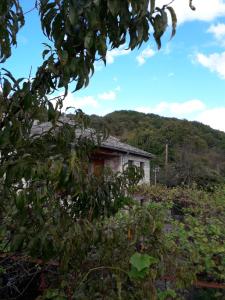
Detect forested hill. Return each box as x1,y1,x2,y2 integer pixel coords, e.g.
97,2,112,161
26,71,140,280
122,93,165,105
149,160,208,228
90,110,225,187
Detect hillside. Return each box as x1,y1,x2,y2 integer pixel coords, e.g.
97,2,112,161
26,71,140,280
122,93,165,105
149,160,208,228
90,110,225,187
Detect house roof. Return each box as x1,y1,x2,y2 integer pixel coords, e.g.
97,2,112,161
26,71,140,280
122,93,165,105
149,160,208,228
31,117,153,159
101,136,152,158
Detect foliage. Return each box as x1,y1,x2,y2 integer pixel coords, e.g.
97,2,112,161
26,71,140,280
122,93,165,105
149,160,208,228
1,201,180,299
90,110,225,188
171,186,225,283
2,185,225,299
135,184,225,285
0,0,182,252
0,0,180,244
37,0,179,93
0,0,24,62
3,1,220,299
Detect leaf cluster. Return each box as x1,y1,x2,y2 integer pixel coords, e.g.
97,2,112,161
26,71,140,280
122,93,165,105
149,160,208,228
0,0,24,62
32,0,178,94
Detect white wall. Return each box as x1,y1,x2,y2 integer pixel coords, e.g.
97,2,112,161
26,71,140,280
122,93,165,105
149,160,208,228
104,156,122,173
96,153,150,184
121,154,150,184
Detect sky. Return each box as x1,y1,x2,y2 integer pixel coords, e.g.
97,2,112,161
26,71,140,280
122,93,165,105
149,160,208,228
4,0,225,132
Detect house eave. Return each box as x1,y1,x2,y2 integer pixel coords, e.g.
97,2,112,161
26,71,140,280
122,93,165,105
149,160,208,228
100,144,153,159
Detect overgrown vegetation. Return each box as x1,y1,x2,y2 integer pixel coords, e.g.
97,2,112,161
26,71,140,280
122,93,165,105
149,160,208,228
1,1,224,299
1,185,225,299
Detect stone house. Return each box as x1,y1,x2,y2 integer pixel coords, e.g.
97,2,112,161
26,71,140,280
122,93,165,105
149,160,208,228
31,118,153,184
91,135,152,184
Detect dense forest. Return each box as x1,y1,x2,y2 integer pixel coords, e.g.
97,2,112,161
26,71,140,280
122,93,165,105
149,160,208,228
90,110,225,188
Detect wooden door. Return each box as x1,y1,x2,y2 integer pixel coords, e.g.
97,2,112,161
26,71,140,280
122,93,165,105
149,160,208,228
93,159,104,176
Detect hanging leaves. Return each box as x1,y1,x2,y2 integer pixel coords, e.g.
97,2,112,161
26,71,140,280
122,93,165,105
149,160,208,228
0,0,24,62
151,7,168,49
167,6,177,39
36,0,178,94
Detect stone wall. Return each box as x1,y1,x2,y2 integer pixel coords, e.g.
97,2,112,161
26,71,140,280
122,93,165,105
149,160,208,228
91,152,151,184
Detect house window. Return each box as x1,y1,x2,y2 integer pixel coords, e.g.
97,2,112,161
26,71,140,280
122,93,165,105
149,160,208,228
128,160,134,167
140,162,145,176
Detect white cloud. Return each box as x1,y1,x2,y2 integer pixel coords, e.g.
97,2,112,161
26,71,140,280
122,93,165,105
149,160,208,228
136,47,156,65
207,23,225,40
106,45,131,64
136,99,225,132
98,91,116,101
196,51,225,79
98,85,121,101
54,92,99,113
157,0,225,24
136,99,205,116
196,107,225,132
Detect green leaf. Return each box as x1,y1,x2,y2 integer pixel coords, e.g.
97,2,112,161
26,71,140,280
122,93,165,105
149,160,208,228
150,0,155,14
152,10,168,49
23,93,33,110
42,49,50,59
15,193,25,211
97,35,107,60
75,76,84,91
3,78,11,97
48,100,56,121
130,252,157,271
167,6,177,39
128,266,149,280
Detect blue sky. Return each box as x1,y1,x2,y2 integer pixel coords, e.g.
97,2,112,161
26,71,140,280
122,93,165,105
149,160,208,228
4,0,225,131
